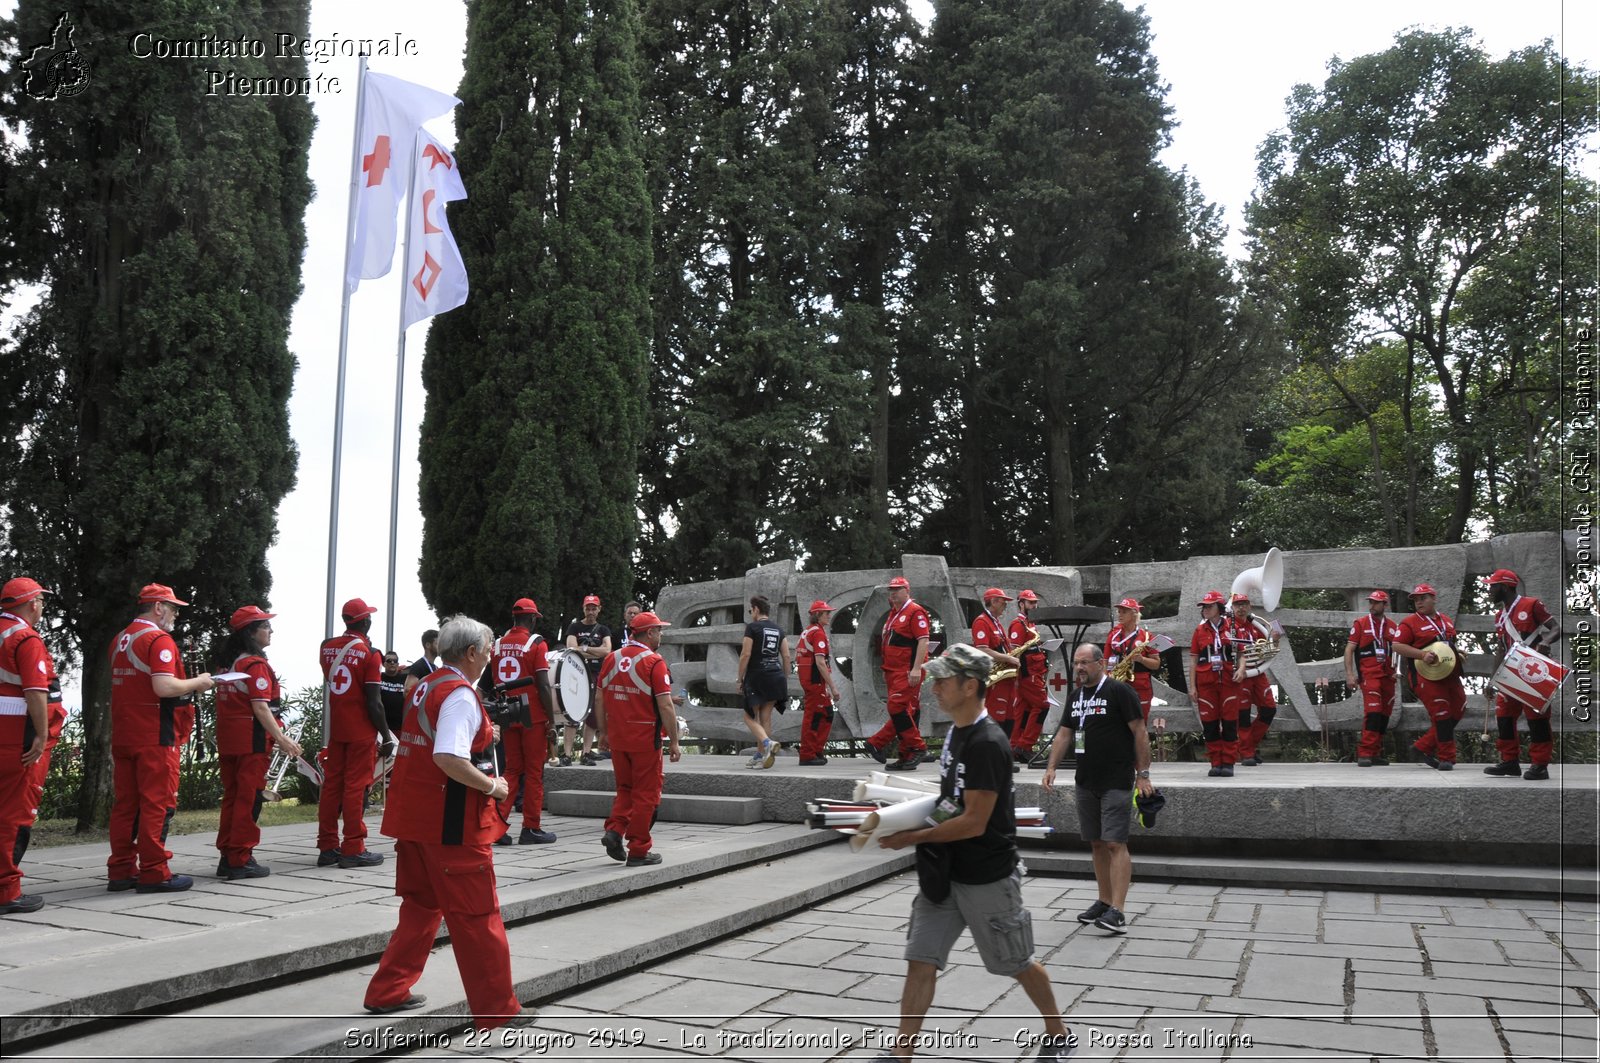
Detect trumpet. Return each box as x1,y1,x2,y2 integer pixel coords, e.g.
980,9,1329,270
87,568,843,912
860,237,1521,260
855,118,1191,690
989,635,1042,685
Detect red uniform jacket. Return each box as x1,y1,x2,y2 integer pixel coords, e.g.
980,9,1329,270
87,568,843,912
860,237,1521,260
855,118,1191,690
490,627,551,729
383,669,500,847
597,644,672,754
110,619,181,748
881,600,930,674
216,653,282,756
321,631,381,742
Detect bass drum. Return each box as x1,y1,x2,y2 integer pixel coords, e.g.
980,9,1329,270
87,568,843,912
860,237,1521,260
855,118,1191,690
549,648,593,727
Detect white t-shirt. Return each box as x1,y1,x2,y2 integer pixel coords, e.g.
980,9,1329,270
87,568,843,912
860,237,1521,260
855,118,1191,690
433,672,483,759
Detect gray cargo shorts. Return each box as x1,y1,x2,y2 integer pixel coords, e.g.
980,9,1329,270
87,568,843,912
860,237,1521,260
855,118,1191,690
904,868,1034,976
1075,784,1132,843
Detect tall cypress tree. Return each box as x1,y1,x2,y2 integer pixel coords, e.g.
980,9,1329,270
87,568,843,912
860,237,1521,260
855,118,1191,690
0,2,313,823
418,0,652,625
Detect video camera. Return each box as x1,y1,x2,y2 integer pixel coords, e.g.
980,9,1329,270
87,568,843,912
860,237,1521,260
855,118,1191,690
484,677,537,729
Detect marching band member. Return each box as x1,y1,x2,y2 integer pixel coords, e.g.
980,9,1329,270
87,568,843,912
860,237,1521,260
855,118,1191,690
364,615,533,1034
488,598,557,844
0,578,57,914
1483,569,1561,780
1105,597,1160,721
1229,593,1279,765
561,595,611,766
1007,590,1049,762
970,588,1019,739
865,576,930,771
1391,583,1465,771
1344,591,1402,767
595,612,682,865
317,598,393,869
214,606,300,879
1188,591,1240,777
794,600,841,766
107,584,214,892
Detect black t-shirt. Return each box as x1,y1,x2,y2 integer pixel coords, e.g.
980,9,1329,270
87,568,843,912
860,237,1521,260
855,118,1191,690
933,716,1018,885
407,656,433,684
1070,675,1143,792
564,620,612,679
743,618,784,672
378,673,407,733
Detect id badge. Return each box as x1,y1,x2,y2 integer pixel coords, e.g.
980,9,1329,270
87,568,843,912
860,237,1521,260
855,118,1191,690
928,797,962,825
1074,729,1086,754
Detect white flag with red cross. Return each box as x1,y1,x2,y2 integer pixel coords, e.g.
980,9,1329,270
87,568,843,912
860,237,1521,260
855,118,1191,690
346,70,460,294
402,131,469,327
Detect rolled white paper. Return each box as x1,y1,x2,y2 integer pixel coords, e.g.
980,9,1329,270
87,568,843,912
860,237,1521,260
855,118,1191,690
849,794,939,852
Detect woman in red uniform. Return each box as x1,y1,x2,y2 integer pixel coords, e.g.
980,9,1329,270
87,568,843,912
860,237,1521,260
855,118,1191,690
214,606,301,879
794,601,840,766
1105,597,1160,720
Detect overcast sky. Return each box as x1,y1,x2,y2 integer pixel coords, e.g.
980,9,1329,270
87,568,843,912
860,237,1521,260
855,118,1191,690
5,1,1595,691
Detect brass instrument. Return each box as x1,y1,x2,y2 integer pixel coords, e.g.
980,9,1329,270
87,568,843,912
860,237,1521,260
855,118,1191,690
1239,615,1281,677
989,634,1042,685
1109,639,1158,683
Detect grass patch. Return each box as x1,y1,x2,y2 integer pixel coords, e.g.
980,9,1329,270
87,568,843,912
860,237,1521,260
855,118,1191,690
29,799,321,848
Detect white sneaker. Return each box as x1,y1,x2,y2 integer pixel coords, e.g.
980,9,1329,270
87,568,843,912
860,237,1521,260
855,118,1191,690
761,739,777,769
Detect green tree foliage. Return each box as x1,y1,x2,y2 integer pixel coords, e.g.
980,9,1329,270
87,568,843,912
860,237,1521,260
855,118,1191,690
1247,28,1597,545
0,2,313,824
418,0,652,625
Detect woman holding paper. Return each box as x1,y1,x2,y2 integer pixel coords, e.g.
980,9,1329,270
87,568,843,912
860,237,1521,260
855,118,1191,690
213,605,301,880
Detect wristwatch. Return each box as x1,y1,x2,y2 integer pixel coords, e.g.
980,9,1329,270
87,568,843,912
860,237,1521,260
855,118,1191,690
1135,770,1151,779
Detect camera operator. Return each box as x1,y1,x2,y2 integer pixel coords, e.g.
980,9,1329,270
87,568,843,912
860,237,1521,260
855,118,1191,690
482,598,558,845
363,615,534,1035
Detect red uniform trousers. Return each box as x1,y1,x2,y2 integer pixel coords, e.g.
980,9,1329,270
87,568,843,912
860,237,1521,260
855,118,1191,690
1411,677,1466,765
984,677,1016,737
1129,674,1153,722
108,745,177,884
502,724,547,831
1495,692,1553,767
1236,674,1276,759
797,685,834,761
605,749,663,857
868,670,927,756
1193,676,1241,767
1011,678,1048,758
364,839,519,1029
217,752,271,867
0,759,32,904
1357,677,1396,759
318,739,376,855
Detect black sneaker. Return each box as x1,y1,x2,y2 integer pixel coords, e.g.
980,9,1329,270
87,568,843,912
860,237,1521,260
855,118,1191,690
1523,764,1550,781
1076,899,1110,925
557,755,573,767
1484,760,1522,777
1036,1030,1079,1061
867,744,889,765
1435,760,1455,771
625,852,663,867
1415,749,1440,768
0,894,44,915
364,993,427,1015
135,874,194,894
1217,765,1234,777
225,859,271,881
887,749,925,772
579,752,598,767
797,756,828,766
216,856,230,878
1357,757,1373,767
316,849,341,867
337,850,384,869
602,830,625,862
1207,766,1223,777
1369,756,1390,766
519,828,557,844
1093,906,1127,934
107,878,137,892
494,832,514,847
1239,756,1262,766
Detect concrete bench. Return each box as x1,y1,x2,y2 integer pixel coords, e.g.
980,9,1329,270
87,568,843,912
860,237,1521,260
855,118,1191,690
546,788,764,825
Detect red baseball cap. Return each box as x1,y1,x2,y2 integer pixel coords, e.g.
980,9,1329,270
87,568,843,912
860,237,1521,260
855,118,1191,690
1411,583,1437,597
140,583,190,606
341,597,377,621
887,576,910,589
1367,590,1390,603
1117,597,1142,611
982,587,1012,602
229,605,276,630
1486,569,1520,587
808,599,835,613
0,577,48,608
1230,592,1251,605
630,611,671,632
512,597,540,616
1198,590,1226,607
1017,589,1040,603
583,594,601,607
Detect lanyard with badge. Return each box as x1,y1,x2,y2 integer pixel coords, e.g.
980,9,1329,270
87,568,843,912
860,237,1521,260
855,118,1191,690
1073,676,1105,754
1367,615,1389,660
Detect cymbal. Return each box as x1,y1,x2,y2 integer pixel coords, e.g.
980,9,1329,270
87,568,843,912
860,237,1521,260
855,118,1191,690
1415,640,1457,682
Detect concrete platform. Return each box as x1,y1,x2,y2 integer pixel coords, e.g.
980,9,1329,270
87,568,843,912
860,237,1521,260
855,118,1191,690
545,789,764,824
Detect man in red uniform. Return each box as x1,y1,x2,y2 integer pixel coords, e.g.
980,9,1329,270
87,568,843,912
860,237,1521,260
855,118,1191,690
595,612,682,866
867,576,931,771
970,588,1019,739
1483,569,1561,780
1,577,57,914
108,584,215,892
214,605,302,879
795,600,841,766
1344,590,1402,767
317,597,394,868
364,615,533,1036
1229,593,1280,766
1105,597,1161,721
1188,591,1241,777
1390,583,1466,772
1008,590,1049,762
487,598,558,845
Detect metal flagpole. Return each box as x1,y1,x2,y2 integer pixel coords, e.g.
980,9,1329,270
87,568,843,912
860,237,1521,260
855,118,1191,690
385,130,421,655
327,53,370,641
